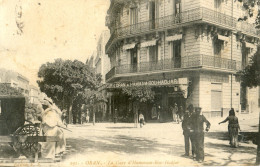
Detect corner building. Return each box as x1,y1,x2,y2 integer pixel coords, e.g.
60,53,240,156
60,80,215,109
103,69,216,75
105,0,260,121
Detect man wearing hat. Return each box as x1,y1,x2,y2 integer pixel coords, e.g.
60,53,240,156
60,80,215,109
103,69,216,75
182,104,195,157
192,107,210,163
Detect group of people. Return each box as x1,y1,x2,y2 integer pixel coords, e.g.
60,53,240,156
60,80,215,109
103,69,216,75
171,103,184,123
182,105,241,163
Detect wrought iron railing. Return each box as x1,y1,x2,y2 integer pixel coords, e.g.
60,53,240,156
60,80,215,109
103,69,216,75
105,55,241,81
106,7,239,53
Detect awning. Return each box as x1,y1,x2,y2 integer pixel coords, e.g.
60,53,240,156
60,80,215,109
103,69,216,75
166,34,183,42
217,35,229,42
140,39,158,48
123,43,137,50
245,42,256,49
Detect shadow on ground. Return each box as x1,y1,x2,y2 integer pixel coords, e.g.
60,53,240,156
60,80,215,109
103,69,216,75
204,142,256,166
66,135,184,157
0,144,19,158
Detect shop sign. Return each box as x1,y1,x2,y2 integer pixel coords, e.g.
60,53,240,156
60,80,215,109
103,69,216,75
107,78,188,88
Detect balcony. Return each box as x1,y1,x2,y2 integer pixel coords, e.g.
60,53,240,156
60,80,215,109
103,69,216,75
106,7,238,53
105,55,241,81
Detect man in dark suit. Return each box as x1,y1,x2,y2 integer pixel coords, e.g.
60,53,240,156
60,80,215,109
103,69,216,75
182,104,195,157
192,107,211,163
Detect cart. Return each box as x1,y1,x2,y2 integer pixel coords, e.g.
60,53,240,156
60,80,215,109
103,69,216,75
0,95,59,163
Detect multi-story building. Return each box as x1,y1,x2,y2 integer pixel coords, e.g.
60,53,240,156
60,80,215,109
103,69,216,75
0,68,30,96
105,0,260,120
95,30,111,83
86,52,97,70
29,85,41,104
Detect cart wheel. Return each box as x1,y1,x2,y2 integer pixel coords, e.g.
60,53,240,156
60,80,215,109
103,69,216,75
12,124,41,160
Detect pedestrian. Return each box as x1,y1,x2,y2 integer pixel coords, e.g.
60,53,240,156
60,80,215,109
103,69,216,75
192,107,210,163
86,109,90,123
171,105,177,122
61,109,67,127
139,112,145,128
182,104,195,158
81,111,86,124
219,109,241,148
40,99,66,159
179,106,184,121
157,105,161,120
174,103,179,124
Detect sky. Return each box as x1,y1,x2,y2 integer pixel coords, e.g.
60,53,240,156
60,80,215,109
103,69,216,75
0,0,110,86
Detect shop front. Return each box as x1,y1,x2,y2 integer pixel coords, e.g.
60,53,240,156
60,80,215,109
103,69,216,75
106,78,189,122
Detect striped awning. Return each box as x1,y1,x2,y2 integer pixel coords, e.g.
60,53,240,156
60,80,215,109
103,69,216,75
217,35,229,42
123,43,137,50
140,39,158,48
245,42,256,49
166,34,183,42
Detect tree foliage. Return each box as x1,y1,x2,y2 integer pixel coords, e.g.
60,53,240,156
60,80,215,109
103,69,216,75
37,59,102,123
237,49,260,87
0,83,23,96
122,86,155,103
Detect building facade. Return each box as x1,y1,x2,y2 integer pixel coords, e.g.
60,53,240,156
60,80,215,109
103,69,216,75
105,0,260,120
0,68,30,96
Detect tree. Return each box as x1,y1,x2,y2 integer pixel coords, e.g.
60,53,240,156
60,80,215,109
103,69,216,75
37,59,101,124
237,48,260,165
121,86,155,127
237,50,260,88
83,89,107,125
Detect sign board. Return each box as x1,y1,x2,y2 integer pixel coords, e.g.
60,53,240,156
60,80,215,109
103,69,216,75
106,78,188,89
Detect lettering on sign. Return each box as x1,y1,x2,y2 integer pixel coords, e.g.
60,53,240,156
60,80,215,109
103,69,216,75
107,78,188,88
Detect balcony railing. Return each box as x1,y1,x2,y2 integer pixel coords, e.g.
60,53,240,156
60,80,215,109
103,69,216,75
106,7,238,53
105,55,241,81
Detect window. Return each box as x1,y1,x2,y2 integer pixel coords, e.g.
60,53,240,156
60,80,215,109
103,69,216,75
172,40,181,68
130,8,138,25
175,0,181,15
213,40,223,57
130,47,138,72
149,1,159,28
214,0,222,12
242,43,250,69
174,0,181,23
149,45,158,62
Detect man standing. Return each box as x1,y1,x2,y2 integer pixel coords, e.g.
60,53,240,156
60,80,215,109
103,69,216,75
182,104,195,157
174,103,179,124
192,107,210,163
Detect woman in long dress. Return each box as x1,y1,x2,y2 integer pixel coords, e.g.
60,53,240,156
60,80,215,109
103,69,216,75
219,109,241,148
40,100,66,159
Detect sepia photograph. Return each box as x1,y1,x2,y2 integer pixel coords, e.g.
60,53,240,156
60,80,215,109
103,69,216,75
0,0,260,166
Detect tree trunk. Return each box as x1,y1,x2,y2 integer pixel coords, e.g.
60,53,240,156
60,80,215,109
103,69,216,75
256,111,260,165
93,105,96,126
68,100,73,124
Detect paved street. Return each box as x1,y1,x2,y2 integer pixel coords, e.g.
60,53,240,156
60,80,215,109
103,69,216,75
62,115,258,167
0,114,258,167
